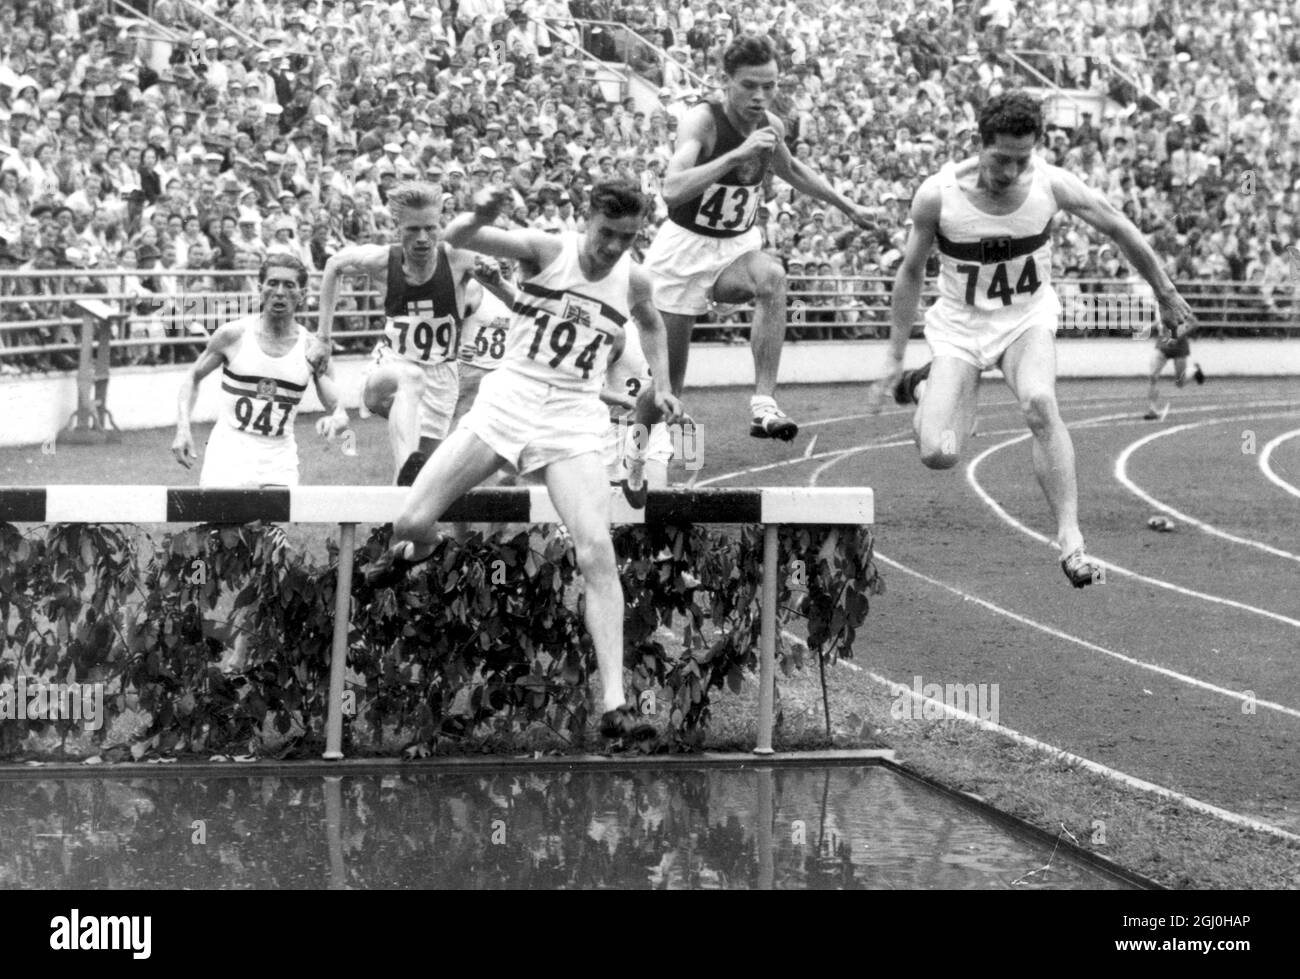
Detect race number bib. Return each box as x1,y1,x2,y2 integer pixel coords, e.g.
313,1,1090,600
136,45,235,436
459,316,509,367
522,296,614,381
230,378,295,438
386,299,457,363
695,182,761,233
954,240,1043,309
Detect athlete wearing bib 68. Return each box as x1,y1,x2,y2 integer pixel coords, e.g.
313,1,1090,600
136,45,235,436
365,182,688,747
868,92,1194,589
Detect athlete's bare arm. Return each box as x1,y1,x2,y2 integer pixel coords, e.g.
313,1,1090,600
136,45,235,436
766,115,876,229
628,264,687,424
172,323,241,468
312,359,350,441
1050,167,1192,333
866,178,943,413
442,187,562,278
659,105,775,207
314,243,390,368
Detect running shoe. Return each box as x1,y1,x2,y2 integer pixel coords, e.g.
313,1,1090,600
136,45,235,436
1193,363,1205,385
750,402,799,440
599,703,657,743
1143,409,1159,420
620,454,647,509
1060,546,1103,589
396,450,428,487
363,540,434,588
892,362,932,405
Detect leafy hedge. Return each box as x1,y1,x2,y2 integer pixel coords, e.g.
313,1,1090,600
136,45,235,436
0,519,881,759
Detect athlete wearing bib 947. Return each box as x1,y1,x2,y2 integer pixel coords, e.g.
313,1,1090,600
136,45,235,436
316,183,478,486
172,254,350,488
365,182,688,747
637,34,875,446
867,92,1194,589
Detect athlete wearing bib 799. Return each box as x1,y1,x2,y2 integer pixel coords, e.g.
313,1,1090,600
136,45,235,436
365,181,688,747
316,183,477,485
867,92,1194,589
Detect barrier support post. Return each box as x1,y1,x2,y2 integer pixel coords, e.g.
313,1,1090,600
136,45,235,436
323,522,356,760
60,313,99,444
755,522,778,755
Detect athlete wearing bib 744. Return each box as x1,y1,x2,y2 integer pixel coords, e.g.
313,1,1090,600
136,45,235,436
365,182,688,746
867,92,1194,588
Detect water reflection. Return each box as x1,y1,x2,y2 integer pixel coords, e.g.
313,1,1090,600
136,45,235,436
0,766,1127,889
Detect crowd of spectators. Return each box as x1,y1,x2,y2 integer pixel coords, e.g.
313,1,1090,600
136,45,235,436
2,0,1299,372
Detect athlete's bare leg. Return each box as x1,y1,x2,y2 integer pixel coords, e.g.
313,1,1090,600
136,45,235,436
542,452,627,714
1146,348,1168,415
711,250,788,400
999,325,1084,556
363,361,426,482
911,356,981,469
391,427,507,558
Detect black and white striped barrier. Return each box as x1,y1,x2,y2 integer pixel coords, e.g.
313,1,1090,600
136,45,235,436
1,486,874,758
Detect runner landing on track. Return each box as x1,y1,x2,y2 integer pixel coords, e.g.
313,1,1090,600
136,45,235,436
867,92,1195,589
631,34,875,458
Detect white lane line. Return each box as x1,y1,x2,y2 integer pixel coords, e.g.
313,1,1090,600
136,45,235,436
965,402,1300,629
875,554,1300,720
815,646,1300,845
1260,428,1300,500
804,436,1300,720
703,398,1284,487
1116,413,1300,564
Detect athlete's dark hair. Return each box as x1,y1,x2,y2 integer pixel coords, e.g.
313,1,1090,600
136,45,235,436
977,91,1044,146
721,34,777,76
386,181,441,220
588,181,650,220
259,253,309,289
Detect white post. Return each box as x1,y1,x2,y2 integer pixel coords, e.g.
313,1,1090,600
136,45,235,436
755,523,778,755
323,522,356,759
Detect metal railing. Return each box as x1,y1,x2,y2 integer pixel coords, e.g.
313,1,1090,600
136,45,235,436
1,269,1295,376
545,16,713,97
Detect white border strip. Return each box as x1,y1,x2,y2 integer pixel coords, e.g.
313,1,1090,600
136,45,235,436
1115,413,1300,564
1259,428,1300,500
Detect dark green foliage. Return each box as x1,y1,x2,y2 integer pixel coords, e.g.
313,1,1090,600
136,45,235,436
0,518,880,757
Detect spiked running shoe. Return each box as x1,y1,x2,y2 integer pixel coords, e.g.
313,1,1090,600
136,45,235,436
364,540,434,589
893,362,931,405
750,402,799,440
1060,546,1103,589
599,704,657,743
620,454,648,509
396,450,428,487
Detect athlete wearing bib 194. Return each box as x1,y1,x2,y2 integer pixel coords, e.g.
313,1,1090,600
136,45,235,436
172,254,350,489
635,34,876,446
364,182,689,748
868,92,1195,590
316,183,478,485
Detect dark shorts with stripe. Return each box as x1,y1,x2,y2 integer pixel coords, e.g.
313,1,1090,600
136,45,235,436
1155,333,1190,360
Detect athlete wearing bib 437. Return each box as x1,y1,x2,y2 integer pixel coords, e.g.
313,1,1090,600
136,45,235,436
172,254,350,488
366,182,688,748
636,34,875,447
868,92,1194,589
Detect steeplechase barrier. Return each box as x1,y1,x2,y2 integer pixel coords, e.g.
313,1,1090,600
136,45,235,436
0,485,874,758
